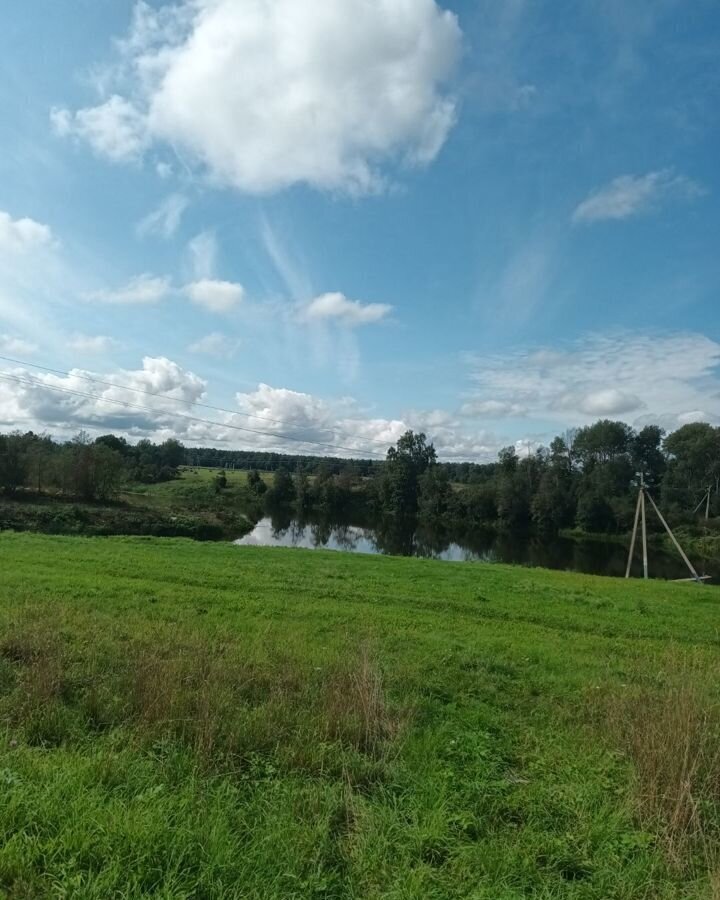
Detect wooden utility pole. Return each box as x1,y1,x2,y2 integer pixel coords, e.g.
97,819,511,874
625,488,643,579
640,480,649,580
625,473,705,583
645,491,702,583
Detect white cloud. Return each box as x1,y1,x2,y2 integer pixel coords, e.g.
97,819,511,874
461,399,527,418
184,279,244,313
52,95,148,162
187,231,218,280
572,169,705,223
87,273,171,305
228,384,501,460
136,193,188,238
0,357,207,437
188,332,240,358
302,292,392,327
0,211,54,253
55,0,462,194
575,388,643,416
0,334,39,357
465,332,720,429
68,334,120,354
0,353,503,460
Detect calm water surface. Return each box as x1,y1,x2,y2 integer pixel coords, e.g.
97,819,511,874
236,515,719,582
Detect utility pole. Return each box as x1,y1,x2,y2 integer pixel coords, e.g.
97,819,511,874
626,472,705,583
640,474,649,580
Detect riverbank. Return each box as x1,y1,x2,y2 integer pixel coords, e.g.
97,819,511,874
1,532,719,897
0,468,261,541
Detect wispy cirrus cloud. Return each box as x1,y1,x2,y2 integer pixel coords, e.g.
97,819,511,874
572,169,705,223
0,334,39,357
188,332,241,359
136,193,189,239
68,334,121,354
86,274,172,305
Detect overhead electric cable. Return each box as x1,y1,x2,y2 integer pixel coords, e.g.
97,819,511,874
0,371,387,459
0,354,394,450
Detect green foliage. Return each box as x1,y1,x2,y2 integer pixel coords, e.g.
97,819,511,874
267,466,296,505
0,432,28,496
577,492,616,533
247,468,268,496
0,533,719,896
380,430,437,518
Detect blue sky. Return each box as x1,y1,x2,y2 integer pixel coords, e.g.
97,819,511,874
1,0,719,460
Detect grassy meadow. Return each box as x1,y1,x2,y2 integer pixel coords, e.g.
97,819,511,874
1,532,719,898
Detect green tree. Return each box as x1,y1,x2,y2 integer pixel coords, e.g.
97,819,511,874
267,466,296,504
573,420,633,468
247,469,267,496
631,425,666,488
0,432,29,496
418,466,451,522
380,431,437,518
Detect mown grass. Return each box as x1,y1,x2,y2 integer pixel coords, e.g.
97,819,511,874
1,532,720,898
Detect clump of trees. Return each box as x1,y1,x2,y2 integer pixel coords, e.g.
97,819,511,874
0,431,185,502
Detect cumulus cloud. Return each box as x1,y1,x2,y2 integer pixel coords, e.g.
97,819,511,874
54,0,462,194
184,279,244,313
574,388,643,416
572,169,705,223
68,334,120,354
136,193,189,238
0,211,54,253
87,274,171,305
302,292,392,327
228,384,502,460
51,95,148,163
0,334,39,357
0,357,207,437
465,332,720,429
188,332,240,358
0,348,510,460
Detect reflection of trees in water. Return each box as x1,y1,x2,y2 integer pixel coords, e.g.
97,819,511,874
414,521,452,558
333,524,360,552
248,507,714,580
268,505,293,539
310,518,333,547
371,517,417,557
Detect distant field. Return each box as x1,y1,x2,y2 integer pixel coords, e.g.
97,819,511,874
1,532,719,898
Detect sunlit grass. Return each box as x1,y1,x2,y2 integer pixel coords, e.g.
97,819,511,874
1,531,719,897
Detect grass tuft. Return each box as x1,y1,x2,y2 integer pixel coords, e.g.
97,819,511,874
601,649,720,875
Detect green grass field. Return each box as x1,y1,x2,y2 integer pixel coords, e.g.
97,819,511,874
1,532,719,898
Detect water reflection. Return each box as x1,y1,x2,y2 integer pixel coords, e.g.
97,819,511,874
235,513,719,582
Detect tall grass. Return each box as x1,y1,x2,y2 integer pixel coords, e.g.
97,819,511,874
601,648,720,877
0,614,402,783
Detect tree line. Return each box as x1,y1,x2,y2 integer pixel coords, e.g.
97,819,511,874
0,431,185,501
256,420,720,536
2,419,719,536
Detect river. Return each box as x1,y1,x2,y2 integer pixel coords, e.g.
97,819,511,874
235,513,719,582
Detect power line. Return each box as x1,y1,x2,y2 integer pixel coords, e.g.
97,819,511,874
0,353,394,450
0,372,387,459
